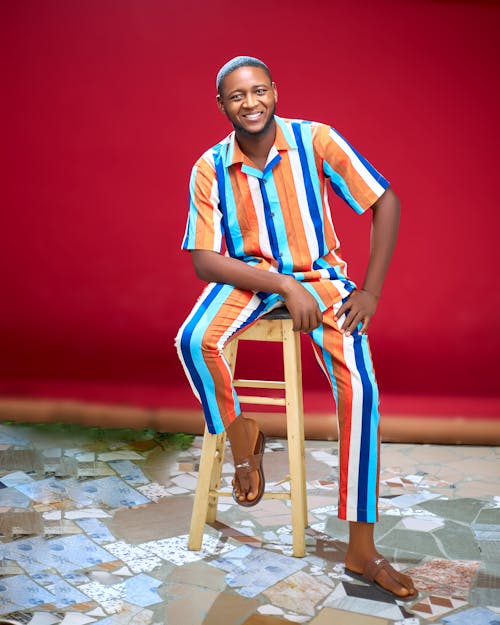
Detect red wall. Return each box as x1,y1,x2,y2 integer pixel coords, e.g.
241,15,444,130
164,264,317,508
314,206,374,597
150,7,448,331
1,0,499,417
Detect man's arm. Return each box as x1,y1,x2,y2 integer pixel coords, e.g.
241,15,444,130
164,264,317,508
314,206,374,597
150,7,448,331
334,186,400,336
190,249,323,333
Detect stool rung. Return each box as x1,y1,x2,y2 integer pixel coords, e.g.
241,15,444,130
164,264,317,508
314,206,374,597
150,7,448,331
234,379,285,389
238,395,286,406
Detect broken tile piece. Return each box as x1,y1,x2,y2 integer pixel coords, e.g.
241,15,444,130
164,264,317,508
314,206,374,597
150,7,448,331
97,451,144,461
410,594,467,620
0,574,55,611
108,460,149,485
405,558,480,594
141,533,235,566
263,570,333,615
309,607,392,624
209,544,306,598
441,606,500,624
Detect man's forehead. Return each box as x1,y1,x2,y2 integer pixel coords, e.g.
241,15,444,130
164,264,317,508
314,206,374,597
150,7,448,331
222,66,272,90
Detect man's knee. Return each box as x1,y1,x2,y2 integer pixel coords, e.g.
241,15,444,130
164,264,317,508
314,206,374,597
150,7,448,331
175,323,218,358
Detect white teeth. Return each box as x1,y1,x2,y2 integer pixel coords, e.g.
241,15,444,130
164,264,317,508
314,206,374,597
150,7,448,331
244,113,262,120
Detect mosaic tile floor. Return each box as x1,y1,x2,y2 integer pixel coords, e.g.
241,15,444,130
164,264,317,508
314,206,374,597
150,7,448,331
0,421,499,625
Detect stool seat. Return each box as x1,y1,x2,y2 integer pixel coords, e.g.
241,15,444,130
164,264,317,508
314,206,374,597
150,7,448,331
187,307,308,557
260,305,291,320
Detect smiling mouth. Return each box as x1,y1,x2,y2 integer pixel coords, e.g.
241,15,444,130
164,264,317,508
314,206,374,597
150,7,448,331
242,112,263,121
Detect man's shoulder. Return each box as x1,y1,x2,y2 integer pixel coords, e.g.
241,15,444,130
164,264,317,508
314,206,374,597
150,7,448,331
276,116,332,147
193,133,233,172
277,116,330,130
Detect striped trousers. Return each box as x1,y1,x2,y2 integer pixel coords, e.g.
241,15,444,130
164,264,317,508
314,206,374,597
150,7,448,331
175,281,380,523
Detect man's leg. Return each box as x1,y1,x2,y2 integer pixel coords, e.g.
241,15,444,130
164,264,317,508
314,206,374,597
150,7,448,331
310,304,416,599
175,282,279,503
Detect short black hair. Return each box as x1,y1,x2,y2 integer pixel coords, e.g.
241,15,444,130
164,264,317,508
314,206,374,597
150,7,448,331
216,56,272,94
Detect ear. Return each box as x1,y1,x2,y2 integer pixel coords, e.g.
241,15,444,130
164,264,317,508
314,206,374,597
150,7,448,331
272,82,278,103
216,94,226,115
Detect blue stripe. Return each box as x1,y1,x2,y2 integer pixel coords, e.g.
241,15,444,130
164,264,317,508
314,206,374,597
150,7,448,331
179,284,225,433
323,160,365,215
259,179,283,272
330,127,390,189
310,324,338,406
263,153,282,176
213,147,240,258
260,175,293,273
361,334,379,519
352,332,378,522
312,256,344,280
182,167,199,249
292,122,327,257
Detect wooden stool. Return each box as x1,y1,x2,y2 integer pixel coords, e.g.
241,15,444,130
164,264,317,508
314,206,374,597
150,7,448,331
187,307,308,557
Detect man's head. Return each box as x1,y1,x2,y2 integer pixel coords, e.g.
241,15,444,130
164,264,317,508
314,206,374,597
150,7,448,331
216,56,272,96
216,56,277,138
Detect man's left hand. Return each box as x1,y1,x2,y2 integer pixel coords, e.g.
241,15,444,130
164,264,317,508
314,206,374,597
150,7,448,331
334,289,379,336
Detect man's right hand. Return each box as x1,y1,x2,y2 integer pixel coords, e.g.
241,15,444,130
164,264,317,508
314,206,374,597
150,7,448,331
280,276,323,333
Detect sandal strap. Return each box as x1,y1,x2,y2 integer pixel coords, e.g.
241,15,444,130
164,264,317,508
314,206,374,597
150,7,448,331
234,452,262,475
364,557,390,582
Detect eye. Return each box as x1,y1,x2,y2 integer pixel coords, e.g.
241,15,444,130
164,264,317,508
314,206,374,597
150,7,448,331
230,93,244,101
255,88,267,95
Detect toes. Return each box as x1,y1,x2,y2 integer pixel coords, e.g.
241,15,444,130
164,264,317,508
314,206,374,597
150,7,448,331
377,569,416,598
233,470,260,502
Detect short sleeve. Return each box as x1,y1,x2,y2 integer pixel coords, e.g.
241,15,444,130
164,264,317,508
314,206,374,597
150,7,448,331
181,157,223,252
314,123,390,214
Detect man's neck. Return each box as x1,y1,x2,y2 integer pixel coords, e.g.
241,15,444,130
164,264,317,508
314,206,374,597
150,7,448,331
235,119,277,170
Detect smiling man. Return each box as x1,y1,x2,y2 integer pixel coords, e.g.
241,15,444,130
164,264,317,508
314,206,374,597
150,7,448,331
176,56,416,600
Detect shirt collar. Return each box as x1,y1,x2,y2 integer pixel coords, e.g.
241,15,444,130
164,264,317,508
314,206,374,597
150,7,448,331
223,115,297,169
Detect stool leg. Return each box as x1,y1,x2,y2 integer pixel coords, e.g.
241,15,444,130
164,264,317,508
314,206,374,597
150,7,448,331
206,431,226,523
282,319,308,557
189,338,239,551
188,426,225,550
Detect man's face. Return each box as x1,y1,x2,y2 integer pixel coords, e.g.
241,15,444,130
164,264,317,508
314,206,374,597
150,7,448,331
217,66,278,137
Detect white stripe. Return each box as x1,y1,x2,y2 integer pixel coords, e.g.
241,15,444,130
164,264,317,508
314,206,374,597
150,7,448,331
215,294,267,415
210,178,222,252
174,283,218,402
342,333,364,520
288,148,319,260
201,149,216,171
248,176,273,259
323,186,337,242
328,129,385,197
216,293,263,352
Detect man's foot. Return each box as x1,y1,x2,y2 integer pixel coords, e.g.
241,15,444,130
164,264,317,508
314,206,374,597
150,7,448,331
345,553,417,601
227,416,265,506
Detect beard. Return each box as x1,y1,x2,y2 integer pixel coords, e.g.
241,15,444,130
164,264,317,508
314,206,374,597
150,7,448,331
232,103,276,137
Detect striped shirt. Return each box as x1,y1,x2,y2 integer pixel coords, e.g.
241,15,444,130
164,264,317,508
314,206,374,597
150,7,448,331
182,115,389,310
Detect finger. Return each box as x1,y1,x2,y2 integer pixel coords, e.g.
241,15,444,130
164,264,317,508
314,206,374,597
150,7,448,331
303,312,314,334
293,311,305,332
359,316,371,335
344,312,364,336
334,301,350,321
340,308,356,332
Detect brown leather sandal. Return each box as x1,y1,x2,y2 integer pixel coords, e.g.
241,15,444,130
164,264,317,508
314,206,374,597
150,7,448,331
345,556,417,602
232,430,266,507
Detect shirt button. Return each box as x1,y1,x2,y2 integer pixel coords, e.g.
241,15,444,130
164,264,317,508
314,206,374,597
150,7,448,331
270,211,275,217
279,252,283,257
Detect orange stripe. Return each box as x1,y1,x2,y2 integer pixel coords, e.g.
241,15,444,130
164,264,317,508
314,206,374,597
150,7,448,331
200,288,254,427
230,168,261,257
193,165,218,250
321,314,353,519
273,151,312,270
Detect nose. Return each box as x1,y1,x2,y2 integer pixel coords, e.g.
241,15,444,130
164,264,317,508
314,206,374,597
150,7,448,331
243,92,257,108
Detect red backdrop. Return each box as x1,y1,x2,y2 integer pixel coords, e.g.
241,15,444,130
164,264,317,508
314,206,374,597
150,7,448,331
1,0,499,418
